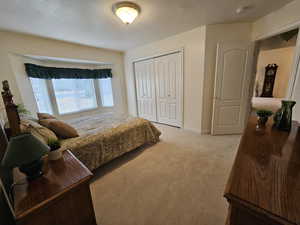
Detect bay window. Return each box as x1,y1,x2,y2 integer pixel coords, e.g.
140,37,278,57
99,78,114,107
52,79,98,114
30,78,53,114
30,78,114,115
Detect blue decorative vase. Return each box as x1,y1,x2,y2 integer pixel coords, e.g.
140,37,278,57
274,100,296,131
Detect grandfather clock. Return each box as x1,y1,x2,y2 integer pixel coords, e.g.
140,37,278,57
261,64,278,97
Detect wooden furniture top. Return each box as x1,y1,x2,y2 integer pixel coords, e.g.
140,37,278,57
225,116,300,225
13,150,93,220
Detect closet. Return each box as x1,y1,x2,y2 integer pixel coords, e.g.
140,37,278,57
134,51,183,127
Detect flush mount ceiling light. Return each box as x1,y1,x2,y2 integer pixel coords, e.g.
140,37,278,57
236,5,253,14
112,2,141,24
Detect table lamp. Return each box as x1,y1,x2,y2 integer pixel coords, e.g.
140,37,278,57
1,133,50,181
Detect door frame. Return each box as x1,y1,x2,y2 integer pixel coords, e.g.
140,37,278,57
251,24,300,103
132,48,184,128
247,28,300,127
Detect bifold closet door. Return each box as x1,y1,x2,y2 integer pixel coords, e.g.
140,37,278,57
155,52,183,127
134,59,157,122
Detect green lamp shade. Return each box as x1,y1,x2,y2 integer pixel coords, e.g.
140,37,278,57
1,133,50,168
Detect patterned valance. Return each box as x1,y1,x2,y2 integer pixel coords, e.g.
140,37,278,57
24,63,112,79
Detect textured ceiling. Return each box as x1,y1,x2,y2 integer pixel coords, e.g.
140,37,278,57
0,0,294,51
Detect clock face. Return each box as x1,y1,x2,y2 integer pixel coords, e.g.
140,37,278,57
267,70,275,76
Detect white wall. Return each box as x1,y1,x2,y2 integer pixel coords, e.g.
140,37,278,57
0,31,127,119
202,23,252,133
125,23,252,133
252,0,300,40
125,0,300,129
125,26,206,133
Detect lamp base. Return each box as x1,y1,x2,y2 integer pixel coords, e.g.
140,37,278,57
19,159,44,181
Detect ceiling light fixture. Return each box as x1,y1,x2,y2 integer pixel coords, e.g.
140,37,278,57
236,5,253,14
112,2,141,24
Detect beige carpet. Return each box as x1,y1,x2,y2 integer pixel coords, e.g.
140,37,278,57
90,124,241,225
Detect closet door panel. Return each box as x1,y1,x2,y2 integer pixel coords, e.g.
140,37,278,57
134,60,157,122
155,52,183,127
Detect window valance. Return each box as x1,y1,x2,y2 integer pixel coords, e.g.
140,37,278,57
24,63,112,79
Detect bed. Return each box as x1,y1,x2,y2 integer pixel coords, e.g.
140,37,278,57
60,113,160,170
0,80,161,171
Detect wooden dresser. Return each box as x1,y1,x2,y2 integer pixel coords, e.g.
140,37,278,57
10,150,97,225
225,116,300,225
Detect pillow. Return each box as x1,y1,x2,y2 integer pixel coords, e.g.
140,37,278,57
20,119,58,144
20,114,39,123
39,119,79,139
37,113,56,120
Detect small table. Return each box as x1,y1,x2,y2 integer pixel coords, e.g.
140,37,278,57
224,116,300,225
12,150,97,225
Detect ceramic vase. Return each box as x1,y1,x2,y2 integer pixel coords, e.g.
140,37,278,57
48,150,62,161
274,100,296,131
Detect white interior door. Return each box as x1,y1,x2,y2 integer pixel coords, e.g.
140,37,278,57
134,59,157,122
155,52,183,127
211,41,254,135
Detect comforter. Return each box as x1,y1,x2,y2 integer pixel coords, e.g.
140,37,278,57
60,113,161,170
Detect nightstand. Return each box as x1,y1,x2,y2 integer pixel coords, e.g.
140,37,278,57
11,150,97,225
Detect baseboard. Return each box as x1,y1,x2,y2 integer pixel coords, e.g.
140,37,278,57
151,123,210,135
201,129,211,135
183,127,202,134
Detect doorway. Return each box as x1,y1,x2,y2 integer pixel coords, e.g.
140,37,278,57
251,29,299,114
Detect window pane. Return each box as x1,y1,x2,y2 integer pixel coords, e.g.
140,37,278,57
99,78,114,107
52,79,97,114
30,78,53,114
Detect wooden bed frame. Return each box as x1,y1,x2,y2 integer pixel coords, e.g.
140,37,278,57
0,122,7,161
0,81,15,224
0,80,21,158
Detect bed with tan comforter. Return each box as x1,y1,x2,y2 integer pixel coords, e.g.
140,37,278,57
60,113,161,170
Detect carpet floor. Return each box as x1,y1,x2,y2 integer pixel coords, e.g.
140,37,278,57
90,124,241,225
